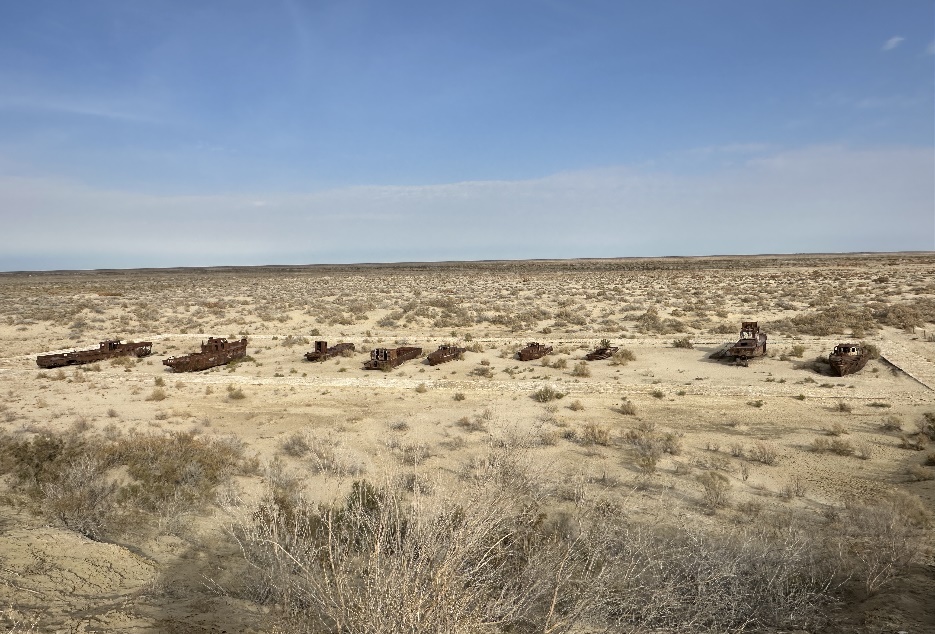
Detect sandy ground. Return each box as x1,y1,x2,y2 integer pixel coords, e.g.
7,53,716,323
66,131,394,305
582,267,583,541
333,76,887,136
0,253,933,632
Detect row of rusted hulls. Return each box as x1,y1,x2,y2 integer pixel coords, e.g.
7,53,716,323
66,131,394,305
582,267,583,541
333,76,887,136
34,324,874,377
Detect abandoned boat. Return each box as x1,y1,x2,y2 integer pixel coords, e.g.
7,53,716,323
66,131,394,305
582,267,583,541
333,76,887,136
36,339,153,369
828,342,870,377
163,337,248,372
305,341,355,362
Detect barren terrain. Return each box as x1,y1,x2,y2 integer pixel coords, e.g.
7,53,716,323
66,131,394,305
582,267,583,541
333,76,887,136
0,253,933,633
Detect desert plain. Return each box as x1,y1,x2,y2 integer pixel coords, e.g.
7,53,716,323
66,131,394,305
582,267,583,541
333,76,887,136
0,252,933,633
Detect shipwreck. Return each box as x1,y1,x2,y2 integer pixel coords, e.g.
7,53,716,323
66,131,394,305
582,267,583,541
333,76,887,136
828,343,870,377
305,340,355,362
427,344,466,365
364,346,422,370
517,342,553,361
36,339,153,369
727,322,767,363
163,337,248,372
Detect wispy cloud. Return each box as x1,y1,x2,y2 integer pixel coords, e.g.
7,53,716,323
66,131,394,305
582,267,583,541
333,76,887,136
882,36,905,51
0,145,931,270
0,95,161,124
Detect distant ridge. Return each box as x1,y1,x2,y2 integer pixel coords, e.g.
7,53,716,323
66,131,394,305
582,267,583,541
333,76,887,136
0,251,932,276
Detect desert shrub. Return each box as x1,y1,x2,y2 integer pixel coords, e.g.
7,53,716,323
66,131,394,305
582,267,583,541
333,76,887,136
790,344,806,357
281,432,310,458
570,361,591,377
40,454,117,540
659,432,683,455
747,399,765,408
145,388,167,401
581,423,611,446
0,430,252,539
812,437,831,453
456,416,486,433
568,400,584,411
472,365,494,378
697,471,731,509
550,357,568,370
617,399,637,416
749,442,778,465
671,337,693,349
838,491,930,595
415,382,428,393
610,348,636,366
650,389,664,399
236,480,620,634
880,415,902,432
827,422,848,436
280,335,309,347
829,439,854,456
453,392,466,401
305,434,367,476
917,412,935,440
907,465,935,481
532,386,564,402
834,401,852,413
634,441,661,474
860,341,880,359
899,433,928,451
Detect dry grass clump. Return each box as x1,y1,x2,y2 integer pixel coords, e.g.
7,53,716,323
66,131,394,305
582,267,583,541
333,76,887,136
749,442,778,465
671,337,693,349
227,385,247,400
580,423,611,446
456,416,486,433
570,361,591,377
836,491,931,595
532,385,564,402
880,415,902,432
610,348,636,366
145,387,167,401
696,471,730,510
617,398,637,416
0,430,254,539
233,475,841,633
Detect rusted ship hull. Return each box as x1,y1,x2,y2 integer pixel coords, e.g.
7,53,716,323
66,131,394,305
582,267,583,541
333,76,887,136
828,348,870,377
585,346,618,361
727,321,767,362
517,342,552,361
365,346,422,370
163,337,247,372
728,339,766,360
37,340,152,369
427,345,466,365
305,341,355,362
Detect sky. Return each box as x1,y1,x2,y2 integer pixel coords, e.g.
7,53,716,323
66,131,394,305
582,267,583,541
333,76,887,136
0,1,932,270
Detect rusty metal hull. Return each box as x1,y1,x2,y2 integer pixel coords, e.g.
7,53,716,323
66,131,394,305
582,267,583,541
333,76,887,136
364,346,422,370
163,337,247,372
305,341,355,362
427,345,466,365
37,340,152,369
517,342,552,361
727,321,767,361
828,344,870,376
585,346,618,361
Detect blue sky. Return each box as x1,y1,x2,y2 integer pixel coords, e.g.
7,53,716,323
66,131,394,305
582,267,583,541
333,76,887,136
0,1,932,270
